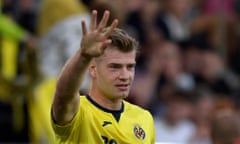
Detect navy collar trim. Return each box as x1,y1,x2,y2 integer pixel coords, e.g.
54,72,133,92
86,95,124,114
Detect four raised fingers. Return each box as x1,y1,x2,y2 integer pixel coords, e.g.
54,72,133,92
88,10,119,38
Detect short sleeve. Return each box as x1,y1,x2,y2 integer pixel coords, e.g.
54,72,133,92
51,101,82,138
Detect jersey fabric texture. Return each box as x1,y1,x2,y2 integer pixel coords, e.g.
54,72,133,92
51,95,155,144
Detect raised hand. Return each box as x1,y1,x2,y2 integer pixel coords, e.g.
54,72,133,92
80,10,119,58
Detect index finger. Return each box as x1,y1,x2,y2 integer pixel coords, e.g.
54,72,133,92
103,19,119,38
90,10,97,31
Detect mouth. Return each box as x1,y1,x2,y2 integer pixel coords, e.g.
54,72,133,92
115,84,129,91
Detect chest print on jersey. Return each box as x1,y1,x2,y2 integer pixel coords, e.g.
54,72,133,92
133,124,146,140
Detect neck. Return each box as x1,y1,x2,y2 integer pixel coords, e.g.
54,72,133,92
89,91,123,111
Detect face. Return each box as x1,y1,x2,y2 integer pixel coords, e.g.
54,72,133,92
168,0,190,17
91,47,136,100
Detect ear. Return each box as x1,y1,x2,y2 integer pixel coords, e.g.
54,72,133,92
89,60,97,78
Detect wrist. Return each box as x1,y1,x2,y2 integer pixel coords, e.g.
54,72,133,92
79,50,92,62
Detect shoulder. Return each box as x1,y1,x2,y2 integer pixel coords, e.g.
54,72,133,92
79,95,92,110
79,95,88,102
123,100,153,118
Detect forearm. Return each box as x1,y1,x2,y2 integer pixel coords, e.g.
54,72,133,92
56,50,91,96
53,49,91,124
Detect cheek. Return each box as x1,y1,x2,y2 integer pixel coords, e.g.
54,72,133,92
98,70,117,83
130,72,135,80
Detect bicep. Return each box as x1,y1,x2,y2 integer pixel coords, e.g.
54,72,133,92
52,93,80,125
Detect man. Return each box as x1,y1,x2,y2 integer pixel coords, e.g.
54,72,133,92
211,108,240,144
51,10,155,144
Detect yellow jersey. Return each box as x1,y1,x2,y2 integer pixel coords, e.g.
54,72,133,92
51,95,155,144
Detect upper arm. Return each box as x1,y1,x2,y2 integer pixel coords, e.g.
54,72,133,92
51,96,83,137
52,93,80,125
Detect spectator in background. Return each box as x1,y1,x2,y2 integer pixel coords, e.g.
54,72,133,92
181,37,240,108
154,87,195,143
38,0,89,86
130,40,195,113
125,0,163,45
0,0,37,143
211,100,240,144
115,0,164,71
180,34,209,82
199,49,240,96
165,41,195,109
155,42,195,91
190,0,236,64
155,0,193,42
189,88,215,144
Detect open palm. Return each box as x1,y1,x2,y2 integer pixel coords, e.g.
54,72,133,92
80,10,119,58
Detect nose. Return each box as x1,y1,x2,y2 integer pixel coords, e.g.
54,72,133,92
118,68,131,80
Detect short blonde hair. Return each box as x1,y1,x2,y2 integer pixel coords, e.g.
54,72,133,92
104,28,139,53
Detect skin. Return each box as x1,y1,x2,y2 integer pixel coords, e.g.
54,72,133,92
52,10,136,125
90,48,136,110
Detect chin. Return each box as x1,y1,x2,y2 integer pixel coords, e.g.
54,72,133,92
111,90,129,99
120,93,129,99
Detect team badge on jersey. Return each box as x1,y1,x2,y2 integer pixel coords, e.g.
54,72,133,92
133,124,146,140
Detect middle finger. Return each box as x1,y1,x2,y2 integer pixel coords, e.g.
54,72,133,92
97,10,110,32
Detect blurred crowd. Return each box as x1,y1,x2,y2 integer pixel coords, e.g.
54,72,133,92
0,0,240,143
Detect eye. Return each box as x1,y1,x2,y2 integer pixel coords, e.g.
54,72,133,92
109,64,122,69
127,64,136,70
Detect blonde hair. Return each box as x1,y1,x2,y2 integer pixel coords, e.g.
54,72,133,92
104,28,139,53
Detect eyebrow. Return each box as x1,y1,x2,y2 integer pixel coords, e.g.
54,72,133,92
108,62,136,65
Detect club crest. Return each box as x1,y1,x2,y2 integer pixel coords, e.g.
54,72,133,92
133,124,146,140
